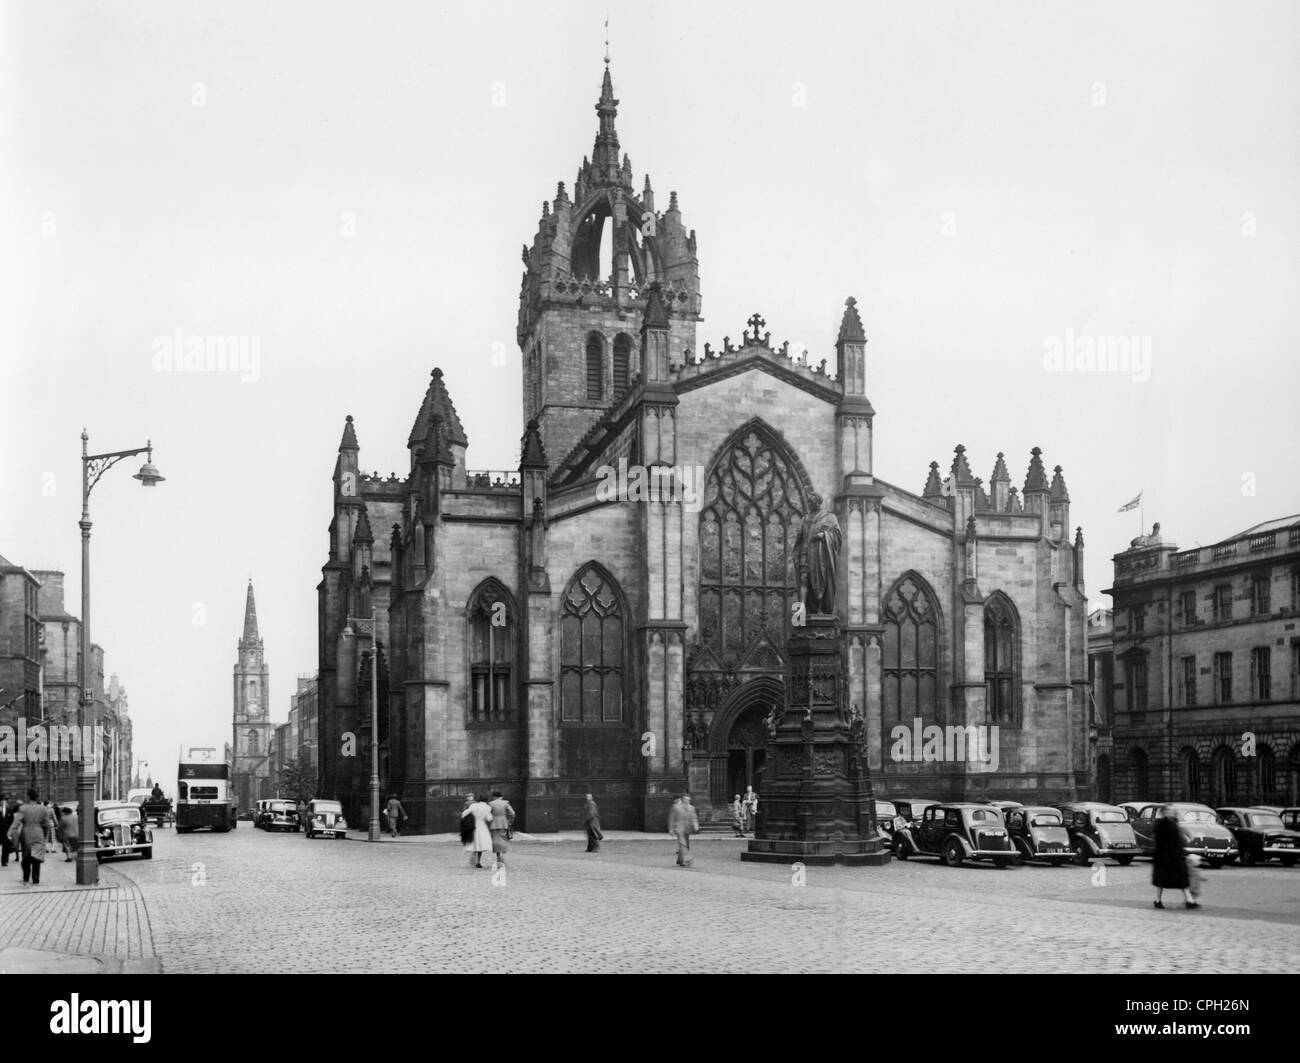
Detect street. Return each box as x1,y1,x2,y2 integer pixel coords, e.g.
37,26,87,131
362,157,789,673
11,824,1296,974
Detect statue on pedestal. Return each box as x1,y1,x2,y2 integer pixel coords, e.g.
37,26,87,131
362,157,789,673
793,492,843,616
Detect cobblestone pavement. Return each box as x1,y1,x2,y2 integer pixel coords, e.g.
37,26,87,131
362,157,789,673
93,825,1300,974
0,853,157,972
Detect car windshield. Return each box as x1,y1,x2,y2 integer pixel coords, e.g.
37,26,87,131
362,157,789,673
98,808,139,826
1246,813,1284,829
1030,812,1062,826
1177,810,1218,824
313,804,342,814
1093,811,1126,823
875,802,896,817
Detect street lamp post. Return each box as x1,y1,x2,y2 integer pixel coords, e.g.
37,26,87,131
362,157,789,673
342,612,380,842
77,430,164,886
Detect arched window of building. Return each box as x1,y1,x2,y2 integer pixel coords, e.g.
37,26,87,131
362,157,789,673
613,333,632,396
983,593,1019,725
1128,747,1149,798
560,564,625,723
1179,746,1201,802
467,579,515,723
1258,743,1277,804
882,573,941,729
247,729,259,755
1212,744,1238,805
698,423,808,661
586,333,605,400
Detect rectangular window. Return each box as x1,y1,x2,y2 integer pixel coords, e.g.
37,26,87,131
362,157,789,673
1126,658,1147,712
1292,568,1300,611
1131,606,1145,634
1180,656,1197,707
1177,590,1196,626
1292,642,1300,699
1213,585,1232,623
1251,647,1271,700
1251,572,1271,616
1213,651,1233,703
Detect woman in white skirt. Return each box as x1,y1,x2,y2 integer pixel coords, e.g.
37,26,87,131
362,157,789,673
465,793,493,869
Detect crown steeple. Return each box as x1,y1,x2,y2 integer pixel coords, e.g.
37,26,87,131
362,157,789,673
590,64,625,189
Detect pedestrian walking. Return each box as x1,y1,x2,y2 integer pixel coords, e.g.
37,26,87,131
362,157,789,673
583,793,603,852
384,794,406,839
730,794,746,837
1186,853,1205,903
668,792,699,868
9,789,53,886
465,793,493,868
459,794,476,850
1152,804,1197,909
742,786,759,835
59,806,79,861
488,789,515,869
0,795,14,869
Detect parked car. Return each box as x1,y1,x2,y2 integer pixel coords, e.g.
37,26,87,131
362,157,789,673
93,801,153,862
1056,802,1140,865
305,799,348,839
1252,806,1285,816
236,808,256,822
1127,802,1238,868
1215,807,1300,867
256,799,302,832
872,800,902,843
1282,808,1300,833
894,802,1017,868
890,798,942,826
1003,806,1071,865
982,800,1026,812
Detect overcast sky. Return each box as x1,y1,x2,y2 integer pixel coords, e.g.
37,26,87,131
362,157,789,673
2,1,1297,788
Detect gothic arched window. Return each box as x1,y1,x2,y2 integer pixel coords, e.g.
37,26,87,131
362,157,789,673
698,425,807,661
613,333,632,396
247,729,259,755
585,333,604,400
1179,746,1201,802
467,579,514,723
983,593,1019,724
561,565,624,723
1258,743,1277,803
882,573,941,728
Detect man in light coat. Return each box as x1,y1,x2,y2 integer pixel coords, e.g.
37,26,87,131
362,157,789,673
488,789,515,870
668,793,699,868
9,789,53,886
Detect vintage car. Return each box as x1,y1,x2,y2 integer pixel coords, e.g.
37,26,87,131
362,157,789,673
890,798,942,827
1003,806,1071,865
983,799,1025,812
894,802,1017,868
872,800,902,843
1127,802,1238,868
256,799,302,832
1215,807,1300,867
305,799,348,839
1056,802,1140,865
1283,808,1300,833
93,801,153,862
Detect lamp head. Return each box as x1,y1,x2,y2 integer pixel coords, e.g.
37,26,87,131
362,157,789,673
134,442,165,486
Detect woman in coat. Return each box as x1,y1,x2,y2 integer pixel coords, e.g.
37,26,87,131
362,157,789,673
1152,804,1196,909
465,794,493,868
459,794,476,850
730,794,746,837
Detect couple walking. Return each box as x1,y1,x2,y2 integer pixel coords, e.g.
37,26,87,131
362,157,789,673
3,789,53,885
460,790,515,869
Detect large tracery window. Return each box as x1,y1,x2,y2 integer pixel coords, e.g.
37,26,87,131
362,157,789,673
882,574,940,727
561,565,625,723
467,579,513,723
698,427,807,660
983,593,1019,724
585,333,604,400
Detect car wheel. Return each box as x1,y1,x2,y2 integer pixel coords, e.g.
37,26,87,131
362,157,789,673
1281,856,1297,868
1072,840,1089,866
1240,849,1258,867
994,857,1012,869
1206,858,1225,870
1049,858,1068,868
1116,855,1135,867
142,847,152,860
894,839,909,860
1013,839,1031,865
943,839,964,868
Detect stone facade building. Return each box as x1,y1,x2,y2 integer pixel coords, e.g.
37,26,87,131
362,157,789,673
1085,606,1115,802
316,64,1091,833
1105,516,1300,806
0,554,42,796
232,580,274,811
291,674,319,779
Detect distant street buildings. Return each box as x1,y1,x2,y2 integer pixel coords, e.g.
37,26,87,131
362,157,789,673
1104,516,1300,805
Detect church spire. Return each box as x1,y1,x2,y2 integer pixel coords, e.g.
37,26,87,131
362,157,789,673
242,579,259,644
591,62,625,188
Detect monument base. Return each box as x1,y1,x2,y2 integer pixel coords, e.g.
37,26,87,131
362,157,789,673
741,837,891,867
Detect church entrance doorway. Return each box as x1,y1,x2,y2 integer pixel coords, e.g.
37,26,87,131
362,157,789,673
708,687,779,810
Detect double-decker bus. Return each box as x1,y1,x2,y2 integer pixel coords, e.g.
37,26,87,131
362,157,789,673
175,746,235,833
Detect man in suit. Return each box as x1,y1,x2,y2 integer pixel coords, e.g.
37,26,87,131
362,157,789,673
583,794,603,852
0,795,14,868
668,793,699,868
488,789,516,870
10,789,53,885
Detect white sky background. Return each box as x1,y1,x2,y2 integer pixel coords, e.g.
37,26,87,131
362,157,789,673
2,1,1297,789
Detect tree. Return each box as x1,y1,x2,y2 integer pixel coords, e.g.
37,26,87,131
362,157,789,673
276,758,315,803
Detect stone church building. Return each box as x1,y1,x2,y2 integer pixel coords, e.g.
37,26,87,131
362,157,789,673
232,580,274,812
316,63,1092,833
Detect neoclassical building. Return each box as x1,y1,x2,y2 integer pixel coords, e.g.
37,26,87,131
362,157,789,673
316,63,1091,832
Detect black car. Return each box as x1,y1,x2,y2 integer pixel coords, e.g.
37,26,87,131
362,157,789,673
1215,807,1300,867
894,802,1017,868
93,802,153,862
1055,802,1140,865
1127,802,1238,868
1003,806,1071,866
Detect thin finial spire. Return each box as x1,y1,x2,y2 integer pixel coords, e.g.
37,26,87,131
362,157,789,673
604,17,610,65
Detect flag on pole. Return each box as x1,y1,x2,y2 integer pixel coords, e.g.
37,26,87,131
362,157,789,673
1117,491,1142,513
